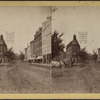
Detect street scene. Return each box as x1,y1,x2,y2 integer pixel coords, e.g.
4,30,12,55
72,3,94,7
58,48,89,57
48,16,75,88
51,6,100,93
0,6,100,93
0,7,52,93
0,61,51,93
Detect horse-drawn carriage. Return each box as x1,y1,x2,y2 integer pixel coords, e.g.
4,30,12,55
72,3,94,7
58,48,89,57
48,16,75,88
51,57,76,76
51,57,75,68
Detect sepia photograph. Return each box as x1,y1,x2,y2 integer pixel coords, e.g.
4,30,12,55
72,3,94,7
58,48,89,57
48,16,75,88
51,6,100,93
0,6,52,93
0,5,100,94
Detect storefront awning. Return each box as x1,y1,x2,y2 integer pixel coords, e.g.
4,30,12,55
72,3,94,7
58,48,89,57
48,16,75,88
36,56,42,59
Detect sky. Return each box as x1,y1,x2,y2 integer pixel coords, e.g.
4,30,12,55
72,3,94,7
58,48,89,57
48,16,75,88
0,6,51,54
1,6,100,54
52,6,100,54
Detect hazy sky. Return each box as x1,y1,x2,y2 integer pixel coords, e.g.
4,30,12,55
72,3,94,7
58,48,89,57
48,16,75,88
52,6,100,53
0,6,51,54
1,6,100,54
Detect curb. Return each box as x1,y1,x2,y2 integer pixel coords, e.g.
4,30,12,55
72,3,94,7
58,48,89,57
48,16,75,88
29,62,51,69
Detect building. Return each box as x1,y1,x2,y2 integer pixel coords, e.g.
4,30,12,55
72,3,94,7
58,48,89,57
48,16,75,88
98,48,100,61
30,40,35,58
42,16,52,63
54,51,66,61
34,27,42,62
24,16,52,63
27,45,31,60
25,48,27,60
66,34,80,63
0,35,7,63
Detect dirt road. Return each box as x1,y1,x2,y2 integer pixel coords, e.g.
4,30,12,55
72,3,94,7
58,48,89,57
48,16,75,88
52,62,100,93
0,61,100,93
0,61,51,93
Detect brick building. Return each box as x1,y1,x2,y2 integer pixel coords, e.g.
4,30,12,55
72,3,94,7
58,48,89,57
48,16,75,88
66,34,80,63
0,35,7,63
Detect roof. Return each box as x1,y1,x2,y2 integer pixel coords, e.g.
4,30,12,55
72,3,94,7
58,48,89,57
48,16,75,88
66,34,80,49
0,35,7,47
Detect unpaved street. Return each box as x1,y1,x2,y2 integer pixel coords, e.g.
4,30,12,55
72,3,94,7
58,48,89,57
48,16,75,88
0,61,100,93
0,61,51,93
52,62,100,93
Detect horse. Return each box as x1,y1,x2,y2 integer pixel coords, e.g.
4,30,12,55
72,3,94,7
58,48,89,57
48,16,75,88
51,60,65,76
62,58,75,67
50,58,75,76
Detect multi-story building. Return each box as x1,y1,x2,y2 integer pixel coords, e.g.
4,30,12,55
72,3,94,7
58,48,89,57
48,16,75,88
0,35,7,63
25,17,52,63
34,27,42,59
42,16,52,63
66,34,80,63
30,40,35,58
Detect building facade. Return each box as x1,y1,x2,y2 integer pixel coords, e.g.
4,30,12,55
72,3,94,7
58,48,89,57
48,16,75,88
66,34,80,63
0,35,7,63
42,16,52,63
34,27,42,57
25,48,27,60
30,40,35,58
27,45,31,60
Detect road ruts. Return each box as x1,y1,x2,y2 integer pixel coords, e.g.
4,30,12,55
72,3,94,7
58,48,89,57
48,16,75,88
0,61,51,93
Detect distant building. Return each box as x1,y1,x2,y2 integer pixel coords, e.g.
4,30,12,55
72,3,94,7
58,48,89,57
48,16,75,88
34,27,42,59
42,16,52,63
66,34,80,63
25,17,52,63
25,48,27,60
98,48,100,61
0,35,7,63
15,53,20,60
30,40,35,58
27,45,31,60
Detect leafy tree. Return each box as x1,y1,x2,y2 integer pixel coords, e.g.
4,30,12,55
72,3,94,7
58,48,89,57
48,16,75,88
4,47,15,62
93,50,98,63
51,31,65,60
76,47,88,62
20,52,25,62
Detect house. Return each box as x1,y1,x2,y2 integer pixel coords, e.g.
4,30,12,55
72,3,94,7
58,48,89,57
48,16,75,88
0,35,7,63
66,34,80,63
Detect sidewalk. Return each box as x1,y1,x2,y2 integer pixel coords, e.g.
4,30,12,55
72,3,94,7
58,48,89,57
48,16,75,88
30,62,52,69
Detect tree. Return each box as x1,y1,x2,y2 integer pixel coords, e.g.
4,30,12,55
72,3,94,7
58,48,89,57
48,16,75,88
76,47,88,62
51,31,65,60
4,47,15,62
20,52,25,62
93,50,98,63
